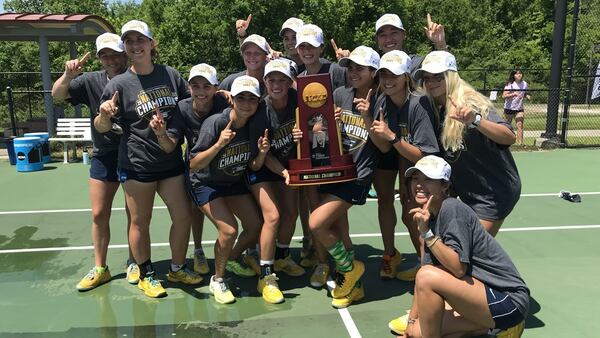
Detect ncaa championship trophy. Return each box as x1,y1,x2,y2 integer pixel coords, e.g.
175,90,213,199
288,73,355,186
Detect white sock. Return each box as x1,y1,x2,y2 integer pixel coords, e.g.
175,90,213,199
171,263,184,272
260,260,274,266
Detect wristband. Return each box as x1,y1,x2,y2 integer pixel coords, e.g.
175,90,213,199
469,113,482,129
426,236,440,248
389,135,401,145
420,229,434,240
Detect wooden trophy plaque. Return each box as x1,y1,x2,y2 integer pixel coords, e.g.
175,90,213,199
288,73,355,186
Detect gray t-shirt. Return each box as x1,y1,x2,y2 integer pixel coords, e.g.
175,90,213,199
333,86,380,185
219,70,266,96
101,64,189,173
422,198,530,317
249,88,297,167
440,108,521,220
189,109,252,186
299,61,347,90
68,70,120,156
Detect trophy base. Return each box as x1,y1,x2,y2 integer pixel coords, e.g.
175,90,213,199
288,154,356,186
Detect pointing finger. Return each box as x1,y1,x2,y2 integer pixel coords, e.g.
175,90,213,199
247,14,252,25
423,195,433,211
225,119,233,130
263,128,269,139
427,13,433,29
330,38,339,52
366,88,373,102
79,52,91,65
111,91,119,104
379,107,385,122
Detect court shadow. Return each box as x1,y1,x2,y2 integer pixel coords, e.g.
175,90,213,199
39,166,57,171
525,296,545,329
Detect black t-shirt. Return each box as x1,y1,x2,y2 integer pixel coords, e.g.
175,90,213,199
219,70,266,96
189,109,253,186
101,64,189,173
249,88,297,167
333,86,381,185
440,108,521,220
68,70,120,156
423,198,530,317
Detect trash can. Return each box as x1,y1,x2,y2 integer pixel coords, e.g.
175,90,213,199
14,137,43,172
24,132,51,163
7,136,16,165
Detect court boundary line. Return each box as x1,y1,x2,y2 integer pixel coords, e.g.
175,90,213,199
325,279,361,338
1,224,599,254
1,191,598,216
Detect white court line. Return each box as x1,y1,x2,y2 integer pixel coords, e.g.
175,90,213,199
1,191,599,216
1,224,599,255
324,279,361,338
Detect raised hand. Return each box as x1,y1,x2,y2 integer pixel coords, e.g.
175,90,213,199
99,91,119,118
330,39,350,61
149,106,167,136
424,13,447,50
353,88,372,117
448,95,476,125
64,52,91,79
236,14,252,37
409,195,433,233
267,43,283,61
258,128,271,153
370,107,395,141
217,119,236,148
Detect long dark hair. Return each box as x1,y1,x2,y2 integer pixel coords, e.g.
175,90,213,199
506,68,523,85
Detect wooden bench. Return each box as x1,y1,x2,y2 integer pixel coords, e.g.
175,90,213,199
49,118,93,163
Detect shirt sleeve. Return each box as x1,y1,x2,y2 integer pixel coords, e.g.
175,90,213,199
67,74,90,106
190,115,221,157
437,201,472,265
409,97,440,155
166,107,185,140
249,106,269,158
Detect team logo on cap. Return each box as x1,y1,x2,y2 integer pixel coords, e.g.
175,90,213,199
382,53,406,64
302,82,327,108
98,34,119,45
238,78,257,88
125,21,145,31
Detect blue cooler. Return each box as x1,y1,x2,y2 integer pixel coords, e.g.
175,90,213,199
14,137,44,172
7,136,17,165
24,132,51,163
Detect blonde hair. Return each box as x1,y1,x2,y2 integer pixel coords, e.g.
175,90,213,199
424,71,494,152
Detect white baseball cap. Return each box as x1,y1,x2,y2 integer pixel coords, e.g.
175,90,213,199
375,14,405,34
231,75,261,97
95,33,124,56
295,24,324,48
376,50,411,76
121,20,153,40
279,17,304,36
240,34,269,54
339,45,380,69
404,155,451,182
264,59,294,81
413,51,458,80
188,63,218,85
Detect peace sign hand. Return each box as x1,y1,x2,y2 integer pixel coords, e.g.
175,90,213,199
236,14,252,37
99,91,119,118
217,119,236,148
149,107,167,136
448,95,476,125
64,52,91,79
330,39,350,61
258,128,270,153
424,13,447,50
409,195,433,233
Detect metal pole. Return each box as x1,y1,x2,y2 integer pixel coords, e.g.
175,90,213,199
544,0,568,139
39,35,55,135
7,86,18,137
560,0,580,146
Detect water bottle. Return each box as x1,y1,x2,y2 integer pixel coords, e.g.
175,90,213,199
82,151,90,165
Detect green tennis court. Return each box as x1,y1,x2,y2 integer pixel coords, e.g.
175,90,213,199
1,149,599,338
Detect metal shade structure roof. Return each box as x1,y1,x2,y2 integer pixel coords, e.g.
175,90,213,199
0,13,115,135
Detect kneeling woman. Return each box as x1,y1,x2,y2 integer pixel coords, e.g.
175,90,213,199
390,155,529,338
189,76,263,304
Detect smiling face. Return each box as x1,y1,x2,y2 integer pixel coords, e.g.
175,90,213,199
233,92,260,119
376,26,405,53
297,42,324,67
97,49,128,78
282,29,298,57
422,71,447,101
409,171,448,207
189,76,217,106
122,32,153,64
242,44,267,72
265,72,292,101
347,61,375,90
378,69,407,97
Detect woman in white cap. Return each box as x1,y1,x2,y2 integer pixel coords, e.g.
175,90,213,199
246,59,305,304
295,24,347,90
414,51,521,236
369,50,439,282
388,155,528,338
97,20,201,298
302,46,386,308
178,64,231,276
220,34,269,96
188,75,263,304
52,33,134,291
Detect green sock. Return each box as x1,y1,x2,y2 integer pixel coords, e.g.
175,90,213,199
347,248,355,262
327,241,353,272
95,266,106,273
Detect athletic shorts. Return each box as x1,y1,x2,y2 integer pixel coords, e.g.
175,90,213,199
503,108,524,115
90,150,119,182
190,182,249,207
118,165,185,183
377,149,399,170
246,167,283,185
318,181,370,205
485,285,525,330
